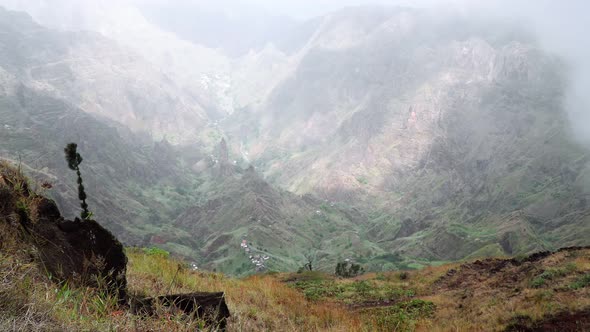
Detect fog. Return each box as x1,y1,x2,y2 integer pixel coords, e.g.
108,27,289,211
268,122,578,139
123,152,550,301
449,0,590,145
150,0,589,145
1,0,588,144
262,0,590,145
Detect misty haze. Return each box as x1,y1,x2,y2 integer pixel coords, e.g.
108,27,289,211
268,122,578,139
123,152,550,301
0,1,589,331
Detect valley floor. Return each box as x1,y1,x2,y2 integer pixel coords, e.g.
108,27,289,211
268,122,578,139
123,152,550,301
1,246,589,331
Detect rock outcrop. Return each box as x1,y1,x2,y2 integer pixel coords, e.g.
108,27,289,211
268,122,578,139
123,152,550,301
0,163,127,301
0,162,230,327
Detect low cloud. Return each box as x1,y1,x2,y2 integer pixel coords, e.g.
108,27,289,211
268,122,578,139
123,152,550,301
1,0,588,144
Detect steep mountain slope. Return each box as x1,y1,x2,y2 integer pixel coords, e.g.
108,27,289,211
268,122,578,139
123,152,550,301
0,0,317,117
0,6,385,275
159,140,381,273
0,13,209,241
0,81,204,242
0,7,209,144
367,69,590,260
222,7,590,261
0,3,588,276
0,0,235,116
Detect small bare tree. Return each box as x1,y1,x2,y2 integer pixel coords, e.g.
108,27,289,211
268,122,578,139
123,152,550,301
303,250,317,271
64,143,91,219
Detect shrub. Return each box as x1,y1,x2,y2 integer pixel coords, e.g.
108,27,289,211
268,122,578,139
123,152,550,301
353,280,372,296
569,273,590,290
531,276,547,288
365,299,435,331
530,268,568,288
292,280,341,301
356,176,368,185
335,261,365,278
565,262,577,273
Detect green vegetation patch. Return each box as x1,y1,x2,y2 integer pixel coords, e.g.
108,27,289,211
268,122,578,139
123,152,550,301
289,276,416,304
362,299,436,332
142,247,170,258
530,265,576,288
356,176,369,185
569,273,590,290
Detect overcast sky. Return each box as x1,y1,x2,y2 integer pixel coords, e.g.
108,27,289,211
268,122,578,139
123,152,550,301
246,0,434,18
129,0,457,18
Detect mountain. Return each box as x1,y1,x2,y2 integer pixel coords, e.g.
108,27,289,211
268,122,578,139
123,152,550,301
0,3,588,276
0,80,197,242
0,0,237,117
0,7,384,274
0,7,217,240
0,7,211,144
0,0,317,116
221,7,590,261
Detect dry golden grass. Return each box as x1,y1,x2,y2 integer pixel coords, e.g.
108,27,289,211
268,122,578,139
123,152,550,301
126,249,364,331
1,244,589,331
0,247,364,331
415,249,590,332
1,161,589,331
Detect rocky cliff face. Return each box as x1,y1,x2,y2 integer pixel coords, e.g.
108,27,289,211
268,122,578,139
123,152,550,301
0,162,127,301
220,8,590,261
226,9,557,195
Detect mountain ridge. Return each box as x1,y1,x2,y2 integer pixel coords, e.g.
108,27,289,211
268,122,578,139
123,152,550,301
0,4,588,275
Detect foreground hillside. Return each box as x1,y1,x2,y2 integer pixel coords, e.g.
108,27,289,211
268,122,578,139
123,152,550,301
3,243,589,331
1,163,588,331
